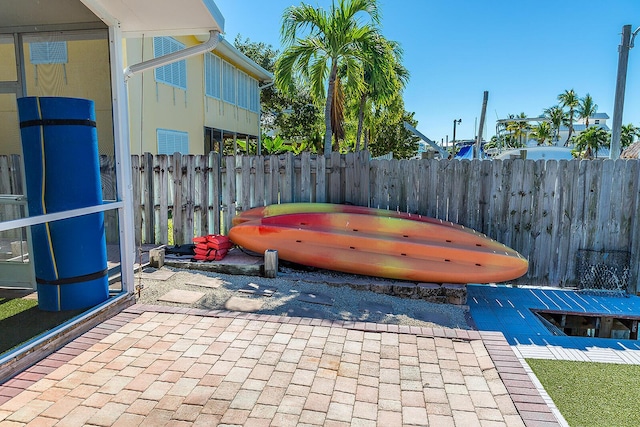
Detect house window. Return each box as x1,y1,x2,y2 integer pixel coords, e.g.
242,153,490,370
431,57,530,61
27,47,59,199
595,120,600,125
157,129,189,154
237,71,249,109
204,52,221,99
222,60,236,104
153,37,187,90
249,77,259,113
30,41,68,64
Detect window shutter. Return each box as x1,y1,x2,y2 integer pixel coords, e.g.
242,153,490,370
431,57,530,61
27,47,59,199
30,41,68,64
205,54,213,97
205,53,221,99
238,71,248,109
215,56,221,98
157,129,189,154
153,37,187,90
222,61,236,104
249,77,259,113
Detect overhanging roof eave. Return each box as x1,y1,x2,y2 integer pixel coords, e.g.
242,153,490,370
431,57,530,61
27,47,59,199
214,36,273,83
79,0,224,37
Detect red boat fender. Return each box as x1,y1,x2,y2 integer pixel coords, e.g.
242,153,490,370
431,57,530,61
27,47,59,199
193,247,211,256
206,234,232,250
193,248,228,261
192,235,230,261
193,235,231,247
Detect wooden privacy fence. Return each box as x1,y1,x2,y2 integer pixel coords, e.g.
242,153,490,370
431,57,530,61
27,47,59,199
126,151,640,290
2,152,640,289
128,151,371,247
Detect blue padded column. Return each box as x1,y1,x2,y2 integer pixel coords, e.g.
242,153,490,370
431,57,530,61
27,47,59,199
18,96,109,311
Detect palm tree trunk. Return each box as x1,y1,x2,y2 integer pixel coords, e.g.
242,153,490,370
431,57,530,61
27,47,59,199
356,93,366,151
324,60,338,157
565,110,574,146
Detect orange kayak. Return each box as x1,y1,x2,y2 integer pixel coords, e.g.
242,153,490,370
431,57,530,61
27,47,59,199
229,212,528,284
233,203,468,230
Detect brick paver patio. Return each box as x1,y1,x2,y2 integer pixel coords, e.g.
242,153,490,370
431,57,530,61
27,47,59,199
0,304,560,426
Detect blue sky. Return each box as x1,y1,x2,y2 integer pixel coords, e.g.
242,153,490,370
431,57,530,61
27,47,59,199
214,0,640,142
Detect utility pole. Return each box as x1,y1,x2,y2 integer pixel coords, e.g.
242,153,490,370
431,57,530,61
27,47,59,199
611,25,633,159
452,119,461,143
475,91,489,159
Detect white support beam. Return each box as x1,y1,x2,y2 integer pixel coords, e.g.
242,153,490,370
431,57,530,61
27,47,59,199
403,122,448,158
0,202,124,233
109,24,136,294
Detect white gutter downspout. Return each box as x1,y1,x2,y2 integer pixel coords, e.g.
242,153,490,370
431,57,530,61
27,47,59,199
124,30,220,81
257,81,274,155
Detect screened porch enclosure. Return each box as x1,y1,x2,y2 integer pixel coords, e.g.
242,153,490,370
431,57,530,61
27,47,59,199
0,26,127,294
0,0,225,376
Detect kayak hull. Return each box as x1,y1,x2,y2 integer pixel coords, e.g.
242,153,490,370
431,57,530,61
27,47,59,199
229,211,528,284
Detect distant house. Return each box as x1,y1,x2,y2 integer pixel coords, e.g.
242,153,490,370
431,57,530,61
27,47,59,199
125,34,273,155
555,112,610,144
494,113,611,148
412,140,431,159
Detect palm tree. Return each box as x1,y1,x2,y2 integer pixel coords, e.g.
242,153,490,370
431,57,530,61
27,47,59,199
620,123,640,149
506,112,530,147
530,121,553,146
276,0,382,156
543,105,566,144
558,89,579,145
354,35,408,151
577,93,598,128
573,126,610,159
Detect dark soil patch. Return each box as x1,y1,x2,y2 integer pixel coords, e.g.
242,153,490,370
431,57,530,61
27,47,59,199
0,296,83,355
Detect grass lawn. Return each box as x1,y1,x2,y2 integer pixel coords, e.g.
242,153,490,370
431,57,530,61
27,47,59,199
527,358,640,427
0,297,83,355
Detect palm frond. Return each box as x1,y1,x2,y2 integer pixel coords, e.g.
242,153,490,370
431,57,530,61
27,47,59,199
340,0,380,25
308,56,330,100
281,4,329,45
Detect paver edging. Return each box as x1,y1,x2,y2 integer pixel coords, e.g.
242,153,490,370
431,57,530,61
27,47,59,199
481,332,561,427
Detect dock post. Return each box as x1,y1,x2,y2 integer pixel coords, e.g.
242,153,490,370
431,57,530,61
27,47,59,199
149,248,165,268
264,249,278,278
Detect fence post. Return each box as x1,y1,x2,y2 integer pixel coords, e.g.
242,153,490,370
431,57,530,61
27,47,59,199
183,154,195,245
194,154,207,238
221,155,236,235
208,151,220,235
171,153,184,245
143,152,154,244
315,153,326,203
131,155,142,247
99,155,118,243
157,155,169,244
300,151,311,202
282,152,294,203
